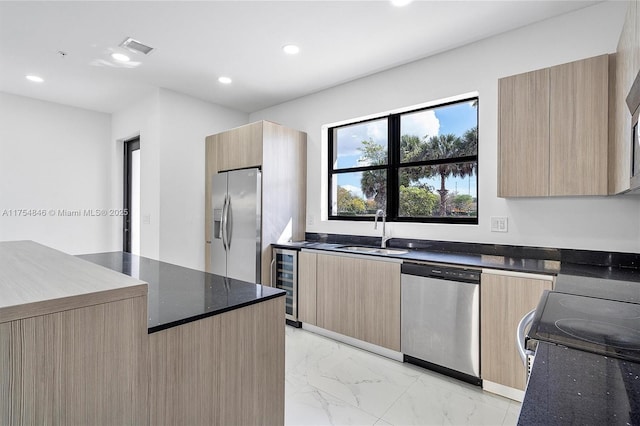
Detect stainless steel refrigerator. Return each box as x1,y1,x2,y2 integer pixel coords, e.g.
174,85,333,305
211,168,262,283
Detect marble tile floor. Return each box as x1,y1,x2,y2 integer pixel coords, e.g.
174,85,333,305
285,326,521,426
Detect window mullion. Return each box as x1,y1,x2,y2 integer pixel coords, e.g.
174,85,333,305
388,114,400,220
327,127,335,217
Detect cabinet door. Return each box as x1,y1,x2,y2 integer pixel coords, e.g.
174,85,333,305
480,272,552,391
610,2,637,194
635,0,640,80
498,69,550,197
216,122,263,172
316,254,400,351
550,55,608,196
298,251,317,325
204,135,217,272
316,254,357,339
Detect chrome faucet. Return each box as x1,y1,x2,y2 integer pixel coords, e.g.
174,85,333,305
374,209,391,248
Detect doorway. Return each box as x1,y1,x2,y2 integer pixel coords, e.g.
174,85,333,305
124,137,140,254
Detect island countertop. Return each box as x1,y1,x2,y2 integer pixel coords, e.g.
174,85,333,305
519,269,640,424
0,241,147,323
519,342,640,425
78,251,285,333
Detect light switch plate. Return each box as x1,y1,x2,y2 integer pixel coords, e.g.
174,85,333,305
490,216,508,232
143,214,151,225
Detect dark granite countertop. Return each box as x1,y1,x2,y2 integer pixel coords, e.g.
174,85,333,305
275,234,640,281
273,241,561,275
555,264,640,304
519,342,640,425
78,252,285,333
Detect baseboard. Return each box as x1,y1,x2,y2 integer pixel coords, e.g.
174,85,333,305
482,380,524,402
301,323,404,362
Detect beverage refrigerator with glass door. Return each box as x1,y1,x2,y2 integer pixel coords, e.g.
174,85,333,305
272,248,300,326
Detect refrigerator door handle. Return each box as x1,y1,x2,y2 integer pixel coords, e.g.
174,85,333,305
225,196,232,250
221,195,229,251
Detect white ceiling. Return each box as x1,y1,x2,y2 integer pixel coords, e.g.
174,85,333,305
0,1,603,114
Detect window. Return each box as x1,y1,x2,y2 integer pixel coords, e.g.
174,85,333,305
328,97,478,223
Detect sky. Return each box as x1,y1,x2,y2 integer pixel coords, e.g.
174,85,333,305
334,100,478,200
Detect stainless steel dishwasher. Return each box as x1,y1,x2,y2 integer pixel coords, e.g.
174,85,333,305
401,262,481,385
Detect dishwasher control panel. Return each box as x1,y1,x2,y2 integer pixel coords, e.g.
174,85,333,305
401,263,480,283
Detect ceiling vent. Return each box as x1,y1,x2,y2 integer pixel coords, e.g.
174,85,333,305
119,37,154,55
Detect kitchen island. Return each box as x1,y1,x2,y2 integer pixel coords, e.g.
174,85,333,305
1,241,285,426
80,251,286,426
0,241,148,425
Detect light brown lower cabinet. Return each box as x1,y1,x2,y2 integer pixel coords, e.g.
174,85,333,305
149,297,285,426
298,251,318,325
1,296,149,426
480,271,553,394
316,253,401,351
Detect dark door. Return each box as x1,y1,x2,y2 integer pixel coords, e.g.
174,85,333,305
123,137,140,253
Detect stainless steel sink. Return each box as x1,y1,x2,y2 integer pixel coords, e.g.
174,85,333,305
376,248,409,255
337,246,408,255
339,246,378,253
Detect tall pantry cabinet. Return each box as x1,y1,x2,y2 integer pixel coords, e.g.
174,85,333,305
205,121,307,285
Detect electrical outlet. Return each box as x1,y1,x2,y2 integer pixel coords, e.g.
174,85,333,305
490,216,508,233
307,214,315,226
143,214,151,225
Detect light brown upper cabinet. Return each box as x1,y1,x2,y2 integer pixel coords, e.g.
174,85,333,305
205,121,307,283
549,56,609,196
214,121,263,172
610,0,639,195
498,69,550,197
498,54,609,197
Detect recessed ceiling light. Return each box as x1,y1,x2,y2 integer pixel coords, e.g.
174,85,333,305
25,75,44,83
111,53,130,62
282,44,300,55
391,0,413,6
218,76,232,84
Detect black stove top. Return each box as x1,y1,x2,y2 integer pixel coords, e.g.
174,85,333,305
529,291,640,363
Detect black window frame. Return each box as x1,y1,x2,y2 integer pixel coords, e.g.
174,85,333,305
328,96,479,224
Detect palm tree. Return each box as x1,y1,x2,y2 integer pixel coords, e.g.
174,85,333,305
358,127,478,217
426,133,476,216
461,126,478,154
359,139,387,211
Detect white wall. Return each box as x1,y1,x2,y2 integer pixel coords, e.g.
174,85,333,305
156,89,248,270
112,89,248,270
0,92,118,254
250,1,640,254
111,90,162,259
0,88,247,267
